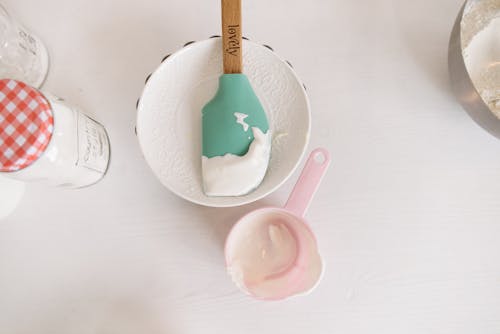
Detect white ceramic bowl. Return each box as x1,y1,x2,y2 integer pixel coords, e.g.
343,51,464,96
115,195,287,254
137,38,311,207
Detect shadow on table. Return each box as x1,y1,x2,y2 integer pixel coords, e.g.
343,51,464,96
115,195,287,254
12,297,178,334
71,7,192,122
393,0,461,95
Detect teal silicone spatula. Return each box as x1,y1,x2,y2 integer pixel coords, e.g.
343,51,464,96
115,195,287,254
202,0,270,197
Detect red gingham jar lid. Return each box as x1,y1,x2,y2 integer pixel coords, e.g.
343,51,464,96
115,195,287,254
0,79,54,172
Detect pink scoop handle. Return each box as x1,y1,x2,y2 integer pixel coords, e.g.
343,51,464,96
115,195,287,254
284,148,331,218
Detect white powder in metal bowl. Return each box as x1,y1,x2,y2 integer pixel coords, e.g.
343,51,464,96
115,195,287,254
461,0,500,118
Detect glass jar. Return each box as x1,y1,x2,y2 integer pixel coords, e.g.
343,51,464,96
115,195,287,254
0,175,24,219
0,79,110,188
0,4,49,88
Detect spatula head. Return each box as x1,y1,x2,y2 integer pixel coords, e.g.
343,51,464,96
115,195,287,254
202,74,269,158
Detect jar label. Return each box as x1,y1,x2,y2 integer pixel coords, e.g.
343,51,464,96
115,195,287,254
17,27,39,56
77,113,110,174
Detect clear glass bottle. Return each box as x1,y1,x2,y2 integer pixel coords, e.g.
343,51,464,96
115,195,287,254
0,4,49,88
0,175,24,219
0,79,110,188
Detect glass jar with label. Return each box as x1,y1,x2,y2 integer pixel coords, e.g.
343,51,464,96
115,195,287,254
0,4,49,88
0,79,110,188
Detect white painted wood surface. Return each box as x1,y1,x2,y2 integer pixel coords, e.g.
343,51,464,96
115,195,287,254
2,0,500,333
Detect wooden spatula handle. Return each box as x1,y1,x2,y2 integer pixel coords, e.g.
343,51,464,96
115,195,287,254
221,0,242,74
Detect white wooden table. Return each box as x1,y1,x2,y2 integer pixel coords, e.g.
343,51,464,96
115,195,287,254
2,0,500,333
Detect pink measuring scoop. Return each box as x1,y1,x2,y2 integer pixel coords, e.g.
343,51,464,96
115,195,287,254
225,148,331,300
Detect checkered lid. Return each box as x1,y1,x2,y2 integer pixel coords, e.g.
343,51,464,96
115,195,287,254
0,79,54,172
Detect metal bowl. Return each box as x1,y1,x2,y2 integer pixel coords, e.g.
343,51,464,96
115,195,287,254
449,0,500,138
